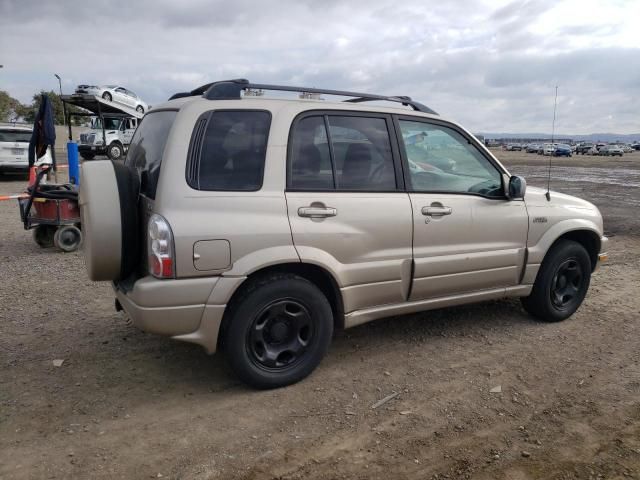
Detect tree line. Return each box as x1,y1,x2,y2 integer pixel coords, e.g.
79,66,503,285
0,90,86,126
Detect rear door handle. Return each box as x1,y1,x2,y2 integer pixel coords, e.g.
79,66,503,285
298,206,337,218
422,206,452,217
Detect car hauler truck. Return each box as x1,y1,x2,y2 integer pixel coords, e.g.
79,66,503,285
61,93,144,160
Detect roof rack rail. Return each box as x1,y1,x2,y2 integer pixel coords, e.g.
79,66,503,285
168,79,437,115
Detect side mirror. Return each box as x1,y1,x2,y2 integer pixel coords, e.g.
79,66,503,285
507,175,527,200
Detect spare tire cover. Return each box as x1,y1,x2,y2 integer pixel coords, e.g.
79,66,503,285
80,160,139,281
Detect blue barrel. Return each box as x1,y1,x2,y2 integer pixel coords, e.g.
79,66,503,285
67,141,80,185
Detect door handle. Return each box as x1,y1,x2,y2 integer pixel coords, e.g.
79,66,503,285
422,206,452,217
298,206,337,218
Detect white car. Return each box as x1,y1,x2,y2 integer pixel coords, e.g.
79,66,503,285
542,143,556,156
75,84,148,114
0,125,31,173
0,124,52,174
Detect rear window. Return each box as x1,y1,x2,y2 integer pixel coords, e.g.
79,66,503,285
187,110,271,191
0,129,32,143
126,110,176,199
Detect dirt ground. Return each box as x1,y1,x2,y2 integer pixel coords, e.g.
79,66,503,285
1,150,639,479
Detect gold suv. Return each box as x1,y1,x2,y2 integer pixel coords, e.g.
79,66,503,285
80,79,608,388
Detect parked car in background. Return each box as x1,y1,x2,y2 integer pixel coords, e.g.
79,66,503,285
542,143,556,156
526,144,540,153
576,143,594,155
599,145,624,157
0,124,52,174
75,84,148,114
553,144,572,157
0,124,32,174
505,143,522,151
621,144,633,153
587,146,600,155
631,142,640,151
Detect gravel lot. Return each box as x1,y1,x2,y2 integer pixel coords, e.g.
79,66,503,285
1,150,639,479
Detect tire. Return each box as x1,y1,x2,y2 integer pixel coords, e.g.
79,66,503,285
521,240,591,322
80,160,140,280
80,153,95,160
223,274,334,389
107,142,123,160
33,225,56,248
53,225,83,252
102,92,112,102
136,105,144,114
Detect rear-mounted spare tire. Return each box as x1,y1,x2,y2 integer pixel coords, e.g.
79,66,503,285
80,160,140,281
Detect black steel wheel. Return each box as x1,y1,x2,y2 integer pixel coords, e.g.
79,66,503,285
550,258,583,309
223,274,333,389
102,92,112,101
522,239,591,322
247,299,315,371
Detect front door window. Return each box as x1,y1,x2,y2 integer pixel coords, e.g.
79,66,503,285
399,120,503,198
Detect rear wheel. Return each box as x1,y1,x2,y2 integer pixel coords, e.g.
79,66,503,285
33,225,56,248
223,274,333,389
102,92,112,102
521,240,591,322
53,225,83,252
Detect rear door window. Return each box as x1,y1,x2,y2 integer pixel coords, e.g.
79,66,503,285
126,110,177,199
187,110,271,191
289,114,397,191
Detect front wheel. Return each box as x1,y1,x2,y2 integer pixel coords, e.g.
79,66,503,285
102,92,112,102
107,142,123,160
223,274,334,389
136,105,144,114
521,240,591,322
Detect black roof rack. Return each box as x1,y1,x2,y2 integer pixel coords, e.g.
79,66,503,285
168,79,437,115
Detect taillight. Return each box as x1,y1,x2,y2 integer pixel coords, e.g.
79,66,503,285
148,214,175,279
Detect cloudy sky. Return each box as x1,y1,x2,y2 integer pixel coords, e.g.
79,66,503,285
1,0,639,134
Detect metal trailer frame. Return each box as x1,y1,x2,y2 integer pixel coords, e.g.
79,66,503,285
60,93,143,147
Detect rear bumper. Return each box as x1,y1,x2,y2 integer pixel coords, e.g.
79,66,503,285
112,275,243,354
0,160,28,171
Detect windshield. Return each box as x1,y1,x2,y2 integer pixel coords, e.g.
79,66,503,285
0,129,32,143
92,117,122,130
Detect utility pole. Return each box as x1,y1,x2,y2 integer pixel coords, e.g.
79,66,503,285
54,73,67,126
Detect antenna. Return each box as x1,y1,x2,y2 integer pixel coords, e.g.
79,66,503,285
545,85,558,201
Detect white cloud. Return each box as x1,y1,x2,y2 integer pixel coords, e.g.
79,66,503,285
0,0,638,133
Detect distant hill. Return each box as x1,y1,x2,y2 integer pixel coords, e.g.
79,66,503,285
479,132,640,143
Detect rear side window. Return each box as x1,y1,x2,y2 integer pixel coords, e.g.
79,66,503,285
0,129,32,143
187,110,271,191
126,110,177,199
289,114,397,191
